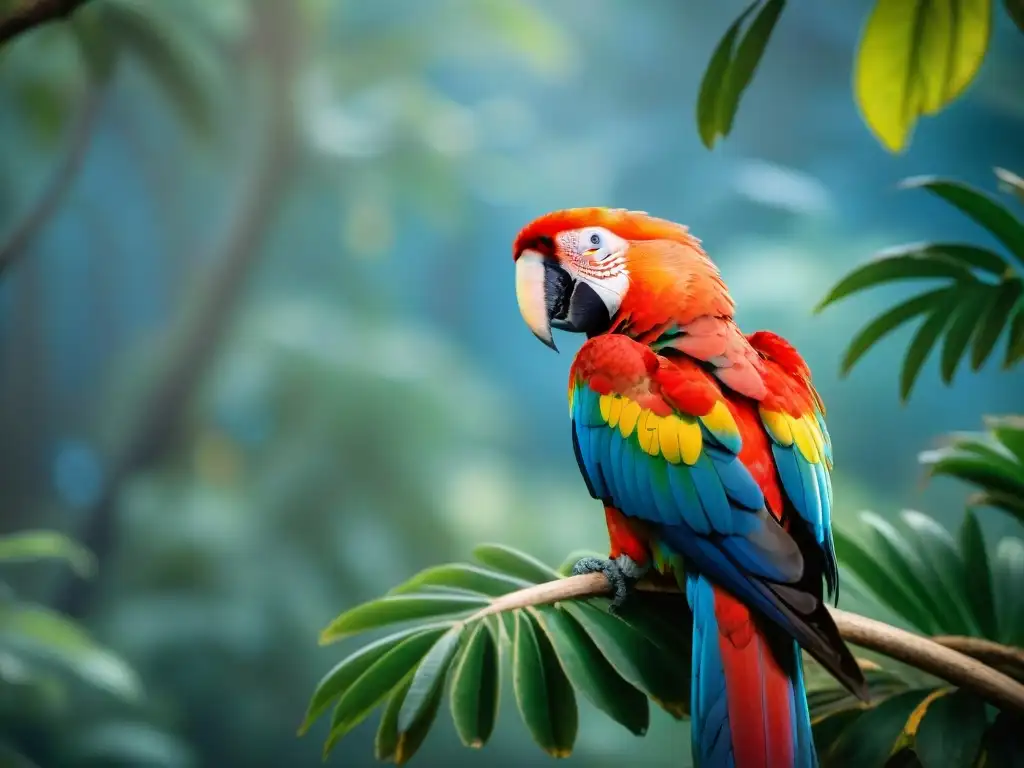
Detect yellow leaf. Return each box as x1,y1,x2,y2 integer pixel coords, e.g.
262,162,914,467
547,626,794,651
854,0,991,153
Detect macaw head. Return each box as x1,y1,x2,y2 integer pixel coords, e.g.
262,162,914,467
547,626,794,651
512,207,730,351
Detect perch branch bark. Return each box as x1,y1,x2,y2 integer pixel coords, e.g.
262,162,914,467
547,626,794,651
465,572,1024,715
0,0,92,47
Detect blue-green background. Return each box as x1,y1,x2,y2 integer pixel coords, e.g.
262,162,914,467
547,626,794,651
1,1,1022,765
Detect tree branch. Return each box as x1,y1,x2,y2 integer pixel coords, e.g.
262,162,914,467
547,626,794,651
0,83,103,276
0,0,92,48
930,635,1024,680
464,572,1024,715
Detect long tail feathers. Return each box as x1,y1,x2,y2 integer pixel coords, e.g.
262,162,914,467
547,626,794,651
689,575,817,768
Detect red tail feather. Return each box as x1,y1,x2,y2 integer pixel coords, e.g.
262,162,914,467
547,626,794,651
714,586,796,767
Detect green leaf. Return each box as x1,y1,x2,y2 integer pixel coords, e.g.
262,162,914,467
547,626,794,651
398,625,464,733
860,512,946,633
1005,303,1024,367
300,623,449,734
854,0,992,153
0,531,95,577
69,4,119,80
531,606,649,736
995,166,1024,204
101,0,218,134
902,176,1024,265
560,601,689,718
556,549,603,577
471,544,560,584
968,490,1024,525
812,708,864,757
973,279,1024,369
0,603,139,699
609,595,693,654
988,415,1024,461
978,710,1024,768
390,563,532,597
319,594,485,644
807,666,909,720
890,749,926,767
374,675,411,762
914,690,988,768
920,243,1012,274
940,281,989,383
816,253,972,312
925,453,1024,499
840,288,955,375
833,524,935,633
718,0,786,137
994,537,1024,645
898,511,976,635
512,610,577,757
449,622,499,749
958,510,999,638
822,689,934,766
901,303,956,402
323,626,450,756
394,677,444,765
696,0,759,149
955,433,1024,474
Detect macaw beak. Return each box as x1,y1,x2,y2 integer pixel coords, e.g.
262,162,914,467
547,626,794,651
515,249,613,352
515,249,568,351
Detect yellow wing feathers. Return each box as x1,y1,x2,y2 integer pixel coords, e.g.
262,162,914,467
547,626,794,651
596,394,738,466
759,407,830,468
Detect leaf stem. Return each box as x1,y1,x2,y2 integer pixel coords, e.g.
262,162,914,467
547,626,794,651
464,572,1024,714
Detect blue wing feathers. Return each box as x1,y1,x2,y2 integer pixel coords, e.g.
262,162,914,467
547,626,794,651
604,430,625,501
772,443,824,542
707,448,765,512
588,425,611,497
620,436,643,518
690,454,735,531
666,466,705,532
790,641,817,768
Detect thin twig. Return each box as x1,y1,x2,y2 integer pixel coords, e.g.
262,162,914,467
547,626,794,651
464,572,1024,715
0,0,92,48
0,83,104,276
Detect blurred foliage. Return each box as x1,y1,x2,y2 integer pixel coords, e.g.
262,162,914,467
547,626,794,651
837,505,1024,643
695,0,784,150
0,529,192,767
921,416,1024,528
853,0,991,154
816,169,1024,401
825,506,1024,767
699,0,1006,154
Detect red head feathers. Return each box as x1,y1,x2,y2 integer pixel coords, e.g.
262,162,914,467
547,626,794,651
511,207,765,400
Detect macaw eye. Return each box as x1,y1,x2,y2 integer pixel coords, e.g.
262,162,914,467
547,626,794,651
589,232,601,246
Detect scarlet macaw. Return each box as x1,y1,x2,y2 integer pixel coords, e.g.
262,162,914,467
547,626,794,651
511,208,867,768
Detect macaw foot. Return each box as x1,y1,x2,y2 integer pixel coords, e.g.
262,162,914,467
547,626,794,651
572,554,649,612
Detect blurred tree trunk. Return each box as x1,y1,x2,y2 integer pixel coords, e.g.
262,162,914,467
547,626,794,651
0,84,104,277
54,0,301,618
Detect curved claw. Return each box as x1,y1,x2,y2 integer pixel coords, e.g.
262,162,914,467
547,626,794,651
572,554,647,612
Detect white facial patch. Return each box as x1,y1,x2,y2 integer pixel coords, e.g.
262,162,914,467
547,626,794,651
557,227,630,318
